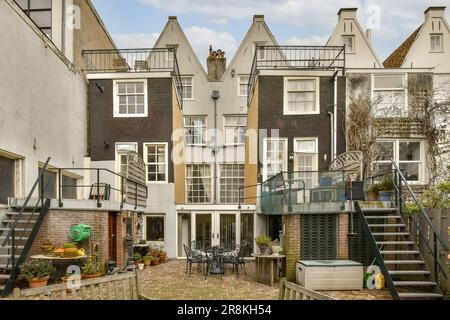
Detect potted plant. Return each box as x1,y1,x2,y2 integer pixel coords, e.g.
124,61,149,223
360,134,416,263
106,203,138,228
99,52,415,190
40,240,53,256
158,247,167,263
143,255,152,268
367,183,380,201
133,253,144,270
21,260,55,288
152,256,160,266
81,261,102,279
255,235,271,255
63,242,79,257
378,176,395,202
320,172,335,187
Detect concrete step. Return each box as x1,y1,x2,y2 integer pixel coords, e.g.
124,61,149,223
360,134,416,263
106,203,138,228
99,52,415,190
398,293,443,299
384,260,425,265
394,281,437,287
381,250,420,255
389,270,430,275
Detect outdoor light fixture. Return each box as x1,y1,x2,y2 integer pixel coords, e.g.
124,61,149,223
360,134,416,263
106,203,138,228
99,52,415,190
231,69,236,77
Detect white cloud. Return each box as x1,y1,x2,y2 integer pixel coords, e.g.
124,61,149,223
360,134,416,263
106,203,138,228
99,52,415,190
286,36,329,46
184,26,238,67
112,33,160,48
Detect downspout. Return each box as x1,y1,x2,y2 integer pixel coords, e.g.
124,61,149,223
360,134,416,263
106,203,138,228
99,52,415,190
333,68,338,160
62,0,66,55
328,112,334,162
212,91,220,204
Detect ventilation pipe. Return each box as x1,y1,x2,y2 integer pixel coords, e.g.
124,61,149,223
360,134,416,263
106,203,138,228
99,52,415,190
212,90,220,204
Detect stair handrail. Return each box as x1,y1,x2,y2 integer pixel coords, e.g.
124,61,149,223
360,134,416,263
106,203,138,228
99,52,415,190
390,160,448,251
2,157,51,247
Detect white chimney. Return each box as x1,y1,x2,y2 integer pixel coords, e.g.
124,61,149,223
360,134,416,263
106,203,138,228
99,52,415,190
366,29,372,44
424,6,446,20
338,8,358,21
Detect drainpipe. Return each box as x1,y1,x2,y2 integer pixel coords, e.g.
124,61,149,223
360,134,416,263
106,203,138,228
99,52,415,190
62,0,66,55
333,68,338,160
212,90,220,204
328,112,334,162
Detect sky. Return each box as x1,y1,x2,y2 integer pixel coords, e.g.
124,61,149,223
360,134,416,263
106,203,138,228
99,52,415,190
91,0,450,68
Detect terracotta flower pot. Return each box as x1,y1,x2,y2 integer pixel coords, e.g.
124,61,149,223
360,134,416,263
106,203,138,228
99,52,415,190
258,246,270,255
367,191,379,201
158,253,167,263
144,260,151,268
152,259,160,266
82,272,102,280
28,276,50,289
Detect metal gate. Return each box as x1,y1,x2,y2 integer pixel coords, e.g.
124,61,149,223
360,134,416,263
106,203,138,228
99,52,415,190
300,214,337,260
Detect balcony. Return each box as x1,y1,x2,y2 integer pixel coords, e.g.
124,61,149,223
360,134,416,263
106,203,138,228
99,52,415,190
248,45,346,106
241,171,351,215
82,48,183,107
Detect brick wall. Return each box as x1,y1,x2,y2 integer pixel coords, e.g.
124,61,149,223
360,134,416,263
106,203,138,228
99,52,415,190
338,213,349,260
282,214,300,282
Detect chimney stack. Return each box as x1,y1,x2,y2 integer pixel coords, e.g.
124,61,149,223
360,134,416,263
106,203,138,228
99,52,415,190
338,8,358,21
366,29,372,44
424,6,446,20
207,45,226,82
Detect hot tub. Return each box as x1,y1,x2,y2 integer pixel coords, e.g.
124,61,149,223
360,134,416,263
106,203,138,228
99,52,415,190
296,260,363,291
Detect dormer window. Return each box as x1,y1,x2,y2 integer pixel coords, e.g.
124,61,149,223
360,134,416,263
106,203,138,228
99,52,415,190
342,36,355,53
430,34,443,52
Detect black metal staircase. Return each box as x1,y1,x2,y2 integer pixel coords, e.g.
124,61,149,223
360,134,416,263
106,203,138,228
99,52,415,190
356,160,448,300
0,158,52,297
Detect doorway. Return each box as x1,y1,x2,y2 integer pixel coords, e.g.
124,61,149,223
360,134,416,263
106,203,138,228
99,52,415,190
108,213,117,261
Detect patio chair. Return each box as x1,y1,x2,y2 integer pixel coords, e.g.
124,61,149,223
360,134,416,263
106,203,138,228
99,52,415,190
183,244,206,276
235,241,250,276
204,247,225,280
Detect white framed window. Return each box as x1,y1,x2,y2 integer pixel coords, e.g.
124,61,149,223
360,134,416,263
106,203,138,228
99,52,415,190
184,116,207,146
374,139,425,183
17,0,52,38
144,215,165,242
144,143,168,184
294,138,319,189
342,35,355,53
182,76,194,100
372,74,407,117
165,44,178,68
113,80,148,117
263,138,288,181
115,143,138,175
430,34,443,52
224,116,247,146
254,41,267,60
434,74,450,101
186,164,212,204
238,75,249,97
219,164,245,204
284,77,320,115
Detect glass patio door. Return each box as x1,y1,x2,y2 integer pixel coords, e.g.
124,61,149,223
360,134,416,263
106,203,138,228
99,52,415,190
195,213,213,249
216,213,237,250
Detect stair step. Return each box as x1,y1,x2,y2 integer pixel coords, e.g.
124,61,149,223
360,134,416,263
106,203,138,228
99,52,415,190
0,228,28,232
2,245,24,250
372,232,410,236
394,281,437,287
366,216,402,219
0,236,29,241
377,241,415,245
3,220,36,224
0,285,4,292
381,250,420,255
389,270,431,275
362,208,398,212
0,264,12,269
369,224,406,228
6,212,35,216
398,293,443,299
384,260,425,265
0,255,20,259
0,274,10,280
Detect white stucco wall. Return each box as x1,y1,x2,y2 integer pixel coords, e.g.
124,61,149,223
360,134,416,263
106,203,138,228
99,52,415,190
0,0,88,196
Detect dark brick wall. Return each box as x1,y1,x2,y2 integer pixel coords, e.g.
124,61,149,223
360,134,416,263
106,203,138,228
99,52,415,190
258,76,347,172
88,78,174,183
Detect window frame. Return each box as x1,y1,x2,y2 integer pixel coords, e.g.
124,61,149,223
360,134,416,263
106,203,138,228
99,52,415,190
17,0,53,38
293,138,319,189
184,116,207,147
371,74,408,118
181,76,194,100
262,138,288,182
144,214,166,243
144,142,169,184
283,77,320,115
218,164,245,204
223,115,247,146
238,75,250,97
185,164,213,204
113,79,148,118
342,35,355,54
430,34,443,53
254,41,268,60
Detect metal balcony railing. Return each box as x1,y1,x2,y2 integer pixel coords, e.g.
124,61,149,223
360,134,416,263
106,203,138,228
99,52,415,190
82,48,183,108
248,45,346,107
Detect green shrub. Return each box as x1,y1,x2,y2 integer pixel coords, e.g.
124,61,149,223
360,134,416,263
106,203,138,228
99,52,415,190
21,260,55,279
255,236,271,247
378,176,394,191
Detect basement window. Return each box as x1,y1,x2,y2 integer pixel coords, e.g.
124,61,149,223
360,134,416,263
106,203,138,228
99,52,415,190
113,80,148,118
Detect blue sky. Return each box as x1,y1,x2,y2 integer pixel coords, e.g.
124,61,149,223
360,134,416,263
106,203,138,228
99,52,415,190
92,0,450,66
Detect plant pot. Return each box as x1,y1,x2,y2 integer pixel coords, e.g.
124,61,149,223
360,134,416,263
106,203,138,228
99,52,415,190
41,244,54,255
320,178,333,187
379,191,393,202
258,245,270,255
28,276,50,289
367,191,379,201
158,253,167,263
152,259,160,266
137,263,145,270
144,260,151,268
82,272,102,280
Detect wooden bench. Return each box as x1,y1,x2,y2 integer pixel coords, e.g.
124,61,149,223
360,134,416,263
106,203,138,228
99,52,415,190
278,278,336,300
13,271,151,300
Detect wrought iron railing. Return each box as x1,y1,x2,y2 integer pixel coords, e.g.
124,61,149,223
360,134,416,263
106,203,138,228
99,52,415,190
248,45,346,106
82,48,183,108
239,170,348,214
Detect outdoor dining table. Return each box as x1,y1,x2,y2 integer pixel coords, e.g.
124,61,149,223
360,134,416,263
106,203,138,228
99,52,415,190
253,254,286,287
